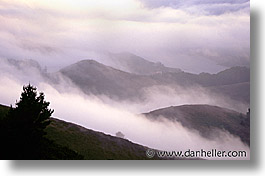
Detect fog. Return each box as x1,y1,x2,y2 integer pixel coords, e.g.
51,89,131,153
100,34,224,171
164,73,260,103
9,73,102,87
0,57,249,114
0,0,249,73
122,85,248,113
0,59,249,159
0,0,250,160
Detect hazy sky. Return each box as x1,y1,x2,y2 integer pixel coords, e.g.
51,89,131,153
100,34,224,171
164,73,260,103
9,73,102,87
0,0,250,73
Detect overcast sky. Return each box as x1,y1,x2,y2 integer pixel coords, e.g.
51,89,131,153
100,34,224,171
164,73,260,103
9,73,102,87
0,0,250,73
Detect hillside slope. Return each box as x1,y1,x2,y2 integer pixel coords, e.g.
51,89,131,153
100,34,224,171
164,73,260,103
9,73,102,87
45,118,152,160
143,105,250,146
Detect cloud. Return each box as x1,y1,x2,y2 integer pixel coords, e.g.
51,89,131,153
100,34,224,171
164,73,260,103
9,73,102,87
140,0,250,15
0,0,249,73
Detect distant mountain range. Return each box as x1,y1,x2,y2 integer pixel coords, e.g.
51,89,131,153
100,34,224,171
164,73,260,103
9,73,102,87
58,59,249,105
0,57,250,107
207,82,250,104
0,58,49,83
0,58,43,74
59,60,158,100
97,52,182,75
143,104,250,146
148,66,249,87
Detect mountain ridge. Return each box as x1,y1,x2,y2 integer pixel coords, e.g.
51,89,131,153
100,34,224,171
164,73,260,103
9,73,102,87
96,52,182,75
143,104,250,146
58,59,249,104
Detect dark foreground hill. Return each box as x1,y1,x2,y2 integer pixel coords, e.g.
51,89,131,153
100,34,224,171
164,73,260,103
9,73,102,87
0,105,83,159
0,104,155,160
143,105,250,146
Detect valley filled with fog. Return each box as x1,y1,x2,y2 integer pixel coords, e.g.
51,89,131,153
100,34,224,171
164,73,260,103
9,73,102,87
0,0,250,160
0,56,250,159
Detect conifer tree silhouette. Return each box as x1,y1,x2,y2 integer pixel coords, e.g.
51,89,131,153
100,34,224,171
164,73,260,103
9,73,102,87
1,84,53,159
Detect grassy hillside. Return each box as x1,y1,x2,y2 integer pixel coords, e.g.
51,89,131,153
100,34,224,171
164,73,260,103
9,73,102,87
45,118,151,160
144,105,250,146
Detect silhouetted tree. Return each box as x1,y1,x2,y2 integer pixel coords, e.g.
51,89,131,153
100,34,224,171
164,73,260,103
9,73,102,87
9,84,53,138
0,84,53,159
0,84,83,159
